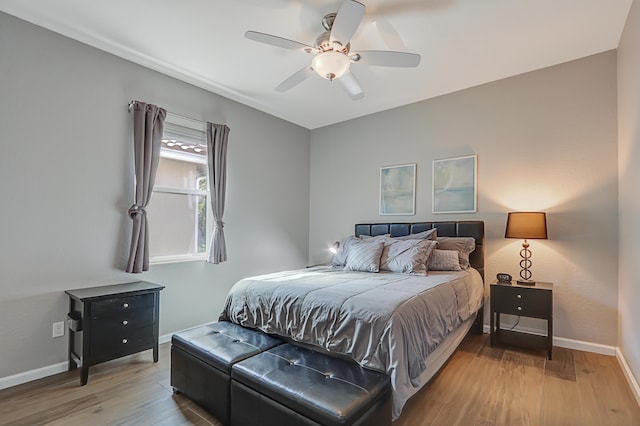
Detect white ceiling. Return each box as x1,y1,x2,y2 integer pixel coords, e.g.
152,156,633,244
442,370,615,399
0,0,633,129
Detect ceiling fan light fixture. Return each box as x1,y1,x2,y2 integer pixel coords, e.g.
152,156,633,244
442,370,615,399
311,51,350,81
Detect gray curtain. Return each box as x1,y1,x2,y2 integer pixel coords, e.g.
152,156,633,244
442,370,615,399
126,101,167,273
206,122,230,264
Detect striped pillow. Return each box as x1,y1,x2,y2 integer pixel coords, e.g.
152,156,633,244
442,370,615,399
344,240,385,272
331,235,360,267
428,249,462,271
380,239,437,275
394,228,437,241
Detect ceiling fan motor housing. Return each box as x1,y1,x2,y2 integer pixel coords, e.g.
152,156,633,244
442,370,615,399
314,31,350,54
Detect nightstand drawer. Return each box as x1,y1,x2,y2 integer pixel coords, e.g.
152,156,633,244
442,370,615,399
90,324,155,363
91,293,155,320
491,285,551,319
91,305,155,335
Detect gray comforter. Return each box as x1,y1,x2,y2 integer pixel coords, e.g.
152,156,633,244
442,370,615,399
219,266,484,419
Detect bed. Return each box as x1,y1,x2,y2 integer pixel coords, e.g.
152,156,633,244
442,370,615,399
220,221,485,420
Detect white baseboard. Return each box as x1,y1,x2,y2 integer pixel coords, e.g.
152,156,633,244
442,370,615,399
159,332,173,345
0,361,68,391
616,348,640,407
482,324,616,355
0,323,213,391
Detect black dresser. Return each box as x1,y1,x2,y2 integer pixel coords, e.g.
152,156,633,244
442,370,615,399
66,281,164,385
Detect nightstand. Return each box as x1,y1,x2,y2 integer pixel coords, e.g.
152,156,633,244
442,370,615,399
490,281,553,359
66,281,164,385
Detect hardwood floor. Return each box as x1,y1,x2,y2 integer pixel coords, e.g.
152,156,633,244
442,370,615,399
395,334,640,426
1,334,638,425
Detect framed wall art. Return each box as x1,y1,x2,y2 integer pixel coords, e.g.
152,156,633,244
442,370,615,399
379,163,416,215
432,155,477,214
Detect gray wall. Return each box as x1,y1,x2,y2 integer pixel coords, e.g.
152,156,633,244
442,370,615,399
0,12,310,378
618,0,640,389
310,52,619,346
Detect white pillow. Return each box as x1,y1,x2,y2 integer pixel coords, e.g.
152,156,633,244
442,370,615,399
344,240,385,272
380,239,437,275
428,249,462,271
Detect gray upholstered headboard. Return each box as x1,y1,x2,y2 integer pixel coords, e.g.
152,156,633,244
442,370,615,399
354,221,485,280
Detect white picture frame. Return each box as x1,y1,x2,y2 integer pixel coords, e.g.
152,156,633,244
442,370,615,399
379,163,416,216
432,155,477,214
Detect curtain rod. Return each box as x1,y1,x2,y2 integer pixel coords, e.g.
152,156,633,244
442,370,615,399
128,100,205,126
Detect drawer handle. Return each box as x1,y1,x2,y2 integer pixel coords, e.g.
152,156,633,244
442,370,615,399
122,338,128,344
123,303,129,308
516,294,522,299
517,306,522,311
122,320,128,326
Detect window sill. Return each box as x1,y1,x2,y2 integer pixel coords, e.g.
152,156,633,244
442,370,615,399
150,254,207,265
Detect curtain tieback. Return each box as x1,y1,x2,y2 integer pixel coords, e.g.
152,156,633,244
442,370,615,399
214,220,224,229
128,204,147,219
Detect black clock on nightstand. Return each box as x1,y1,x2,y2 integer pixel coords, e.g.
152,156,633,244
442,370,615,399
489,280,553,359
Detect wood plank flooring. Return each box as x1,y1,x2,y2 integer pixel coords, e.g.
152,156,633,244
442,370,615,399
0,334,638,425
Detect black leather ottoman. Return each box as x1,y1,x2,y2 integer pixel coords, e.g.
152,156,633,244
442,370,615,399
231,344,392,426
171,321,283,425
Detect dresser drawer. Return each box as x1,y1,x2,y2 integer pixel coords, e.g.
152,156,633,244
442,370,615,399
91,293,155,320
90,324,155,363
91,305,155,335
491,285,551,319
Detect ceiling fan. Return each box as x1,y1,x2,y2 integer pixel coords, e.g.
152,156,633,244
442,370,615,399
245,0,421,100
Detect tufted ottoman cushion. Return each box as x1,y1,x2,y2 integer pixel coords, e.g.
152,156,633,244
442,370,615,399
231,343,392,426
171,321,282,425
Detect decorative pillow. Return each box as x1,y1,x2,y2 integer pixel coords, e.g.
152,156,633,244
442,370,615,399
332,235,360,266
393,228,437,241
380,239,437,274
428,249,462,271
344,240,385,272
436,237,476,269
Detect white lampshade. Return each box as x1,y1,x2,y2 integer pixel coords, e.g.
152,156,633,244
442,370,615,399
312,52,350,81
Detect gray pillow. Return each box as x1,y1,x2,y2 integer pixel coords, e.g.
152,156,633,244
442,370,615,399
380,239,437,274
428,249,462,271
344,240,385,272
436,237,475,269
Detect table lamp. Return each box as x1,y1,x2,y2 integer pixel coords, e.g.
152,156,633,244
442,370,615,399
505,212,547,285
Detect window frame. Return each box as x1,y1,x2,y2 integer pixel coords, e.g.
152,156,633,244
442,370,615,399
149,114,211,265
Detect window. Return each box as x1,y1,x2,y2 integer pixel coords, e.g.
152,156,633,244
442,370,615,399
148,115,210,263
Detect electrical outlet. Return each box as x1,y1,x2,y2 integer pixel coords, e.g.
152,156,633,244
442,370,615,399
52,321,65,338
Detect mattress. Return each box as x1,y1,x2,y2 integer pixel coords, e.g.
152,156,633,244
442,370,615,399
219,266,484,419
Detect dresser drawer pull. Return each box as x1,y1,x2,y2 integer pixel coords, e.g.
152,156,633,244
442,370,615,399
516,294,522,299
123,303,129,308
122,338,128,344
517,306,522,311
122,320,128,326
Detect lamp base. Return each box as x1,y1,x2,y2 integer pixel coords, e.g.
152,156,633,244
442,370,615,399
517,279,536,286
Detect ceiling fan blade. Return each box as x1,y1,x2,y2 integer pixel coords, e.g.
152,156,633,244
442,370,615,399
275,66,315,92
352,50,421,67
339,70,364,100
245,31,317,53
330,0,365,46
